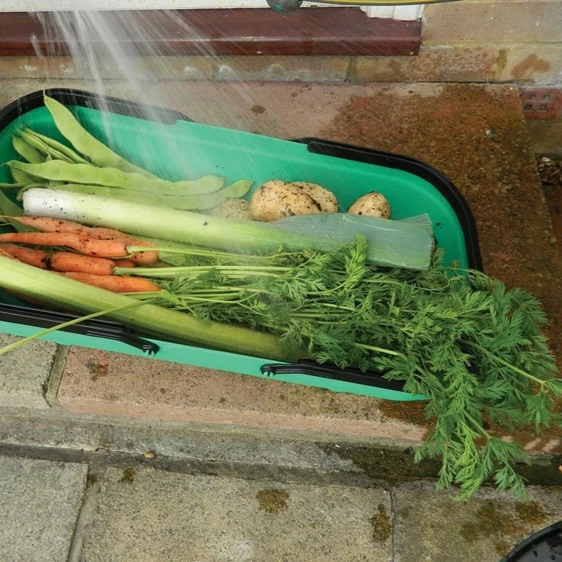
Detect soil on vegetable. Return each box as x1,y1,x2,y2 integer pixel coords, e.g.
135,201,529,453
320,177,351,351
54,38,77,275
320,85,562,439
256,488,290,513
370,504,392,544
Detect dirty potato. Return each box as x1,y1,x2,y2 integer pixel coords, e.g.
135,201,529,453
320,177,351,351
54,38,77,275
250,180,336,222
291,182,339,213
347,192,391,219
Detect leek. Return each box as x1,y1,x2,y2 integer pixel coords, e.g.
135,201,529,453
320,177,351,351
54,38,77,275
22,188,434,270
0,255,296,362
17,179,253,212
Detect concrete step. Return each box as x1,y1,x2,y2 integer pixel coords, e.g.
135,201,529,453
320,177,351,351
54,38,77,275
0,408,561,562
1,436,562,562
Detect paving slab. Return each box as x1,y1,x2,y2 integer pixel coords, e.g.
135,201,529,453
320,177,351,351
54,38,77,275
0,455,88,562
0,333,58,408
393,481,562,562
79,467,392,562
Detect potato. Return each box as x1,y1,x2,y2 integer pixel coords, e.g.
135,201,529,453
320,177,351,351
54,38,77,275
347,192,391,219
250,180,337,222
291,182,339,213
211,198,253,220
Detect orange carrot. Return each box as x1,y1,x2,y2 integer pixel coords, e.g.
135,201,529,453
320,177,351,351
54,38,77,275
48,252,117,276
10,216,128,240
9,216,158,265
62,272,161,293
0,248,15,259
121,240,158,266
0,244,133,276
113,259,136,268
0,232,129,258
0,243,48,268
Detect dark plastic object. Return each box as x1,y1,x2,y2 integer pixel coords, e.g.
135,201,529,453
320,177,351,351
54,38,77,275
0,87,193,126
0,304,159,355
261,358,407,391
500,521,562,562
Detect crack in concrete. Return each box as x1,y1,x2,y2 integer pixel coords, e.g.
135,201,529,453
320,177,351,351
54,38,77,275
390,487,398,562
66,466,103,562
43,345,69,409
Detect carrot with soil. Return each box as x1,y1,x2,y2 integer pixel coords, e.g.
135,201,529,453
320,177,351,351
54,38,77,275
5,216,158,264
0,232,130,258
112,259,136,269
0,243,137,276
0,231,157,265
49,252,119,276
60,272,161,293
0,244,48,268
8,215,129,240
1,243,157,292
108,237,562,502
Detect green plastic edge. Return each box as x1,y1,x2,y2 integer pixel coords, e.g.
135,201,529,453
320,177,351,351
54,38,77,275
0,320,424,402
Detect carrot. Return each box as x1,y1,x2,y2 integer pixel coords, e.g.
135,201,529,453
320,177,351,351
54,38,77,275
0,248,15,259
0,243,132,276
8,216,158,265
10,216,128,240
0,244,48,268
113,259,136,268
48,252,117,276
121,240,158,266
62,272,161,293
0,232,129,258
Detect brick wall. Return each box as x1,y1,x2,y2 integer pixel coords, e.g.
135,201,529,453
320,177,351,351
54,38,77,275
0,1,560,84
353,0,562,84
424,0,562,84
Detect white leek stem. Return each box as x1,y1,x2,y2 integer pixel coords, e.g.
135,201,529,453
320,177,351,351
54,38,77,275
22,188,432,269
23,188,328,255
